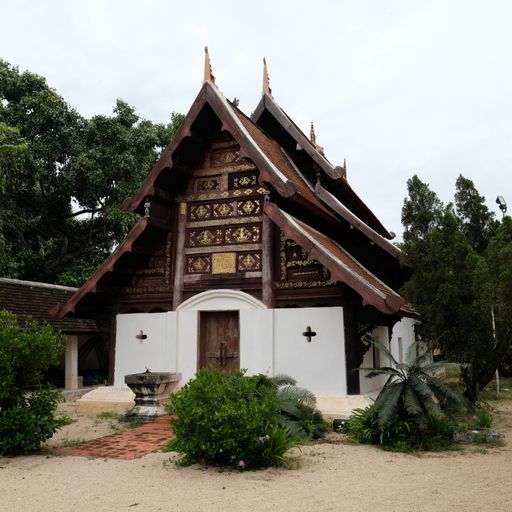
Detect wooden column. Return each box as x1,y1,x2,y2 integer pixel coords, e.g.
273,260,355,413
65,334,79,390
173,202,187,310
108,297,119,386
262,214,275,308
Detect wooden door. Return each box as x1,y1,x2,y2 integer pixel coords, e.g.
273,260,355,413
199,311,240,372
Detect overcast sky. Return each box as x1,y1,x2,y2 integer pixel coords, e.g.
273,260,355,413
2,0,511,236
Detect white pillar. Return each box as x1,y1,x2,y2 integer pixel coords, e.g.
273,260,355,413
65,335,79,390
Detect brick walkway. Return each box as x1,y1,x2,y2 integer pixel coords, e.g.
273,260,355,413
61,416,174,460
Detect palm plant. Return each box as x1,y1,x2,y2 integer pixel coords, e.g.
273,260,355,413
270,374,326,440
362,339,466,432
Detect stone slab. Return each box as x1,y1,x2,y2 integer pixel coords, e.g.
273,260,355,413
76,386,135,415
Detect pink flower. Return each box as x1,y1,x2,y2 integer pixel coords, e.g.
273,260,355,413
238,460,246,469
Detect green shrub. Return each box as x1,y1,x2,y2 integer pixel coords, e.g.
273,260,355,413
0,389,68,455
474,402,493,428
0,311,66,455
344,407,419,450
166,369,297,468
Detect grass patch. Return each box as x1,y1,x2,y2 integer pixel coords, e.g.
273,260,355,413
61,438,86,448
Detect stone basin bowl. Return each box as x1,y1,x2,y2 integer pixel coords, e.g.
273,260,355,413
124,371,181,421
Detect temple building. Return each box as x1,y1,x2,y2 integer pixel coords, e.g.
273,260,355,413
55,51,418,417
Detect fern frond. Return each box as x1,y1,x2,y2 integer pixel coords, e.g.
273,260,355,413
372,382,404,427
271,374,297,387
403,386,423,416
360,367,401,379
423,374,465,409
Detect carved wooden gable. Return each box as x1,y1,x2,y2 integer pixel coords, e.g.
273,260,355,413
119,231,174,312
277,230,334,289
180,135,267,281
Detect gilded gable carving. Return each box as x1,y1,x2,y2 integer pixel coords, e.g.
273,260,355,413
278,232,334,288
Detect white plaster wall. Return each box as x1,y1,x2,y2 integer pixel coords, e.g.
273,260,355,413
176,310,199,386
114,312,177,387
359,325,390,395
273,307,346,396
240,309,274,375
390,317,418,364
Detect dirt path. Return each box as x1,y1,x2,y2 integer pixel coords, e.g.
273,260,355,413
1,401,512,512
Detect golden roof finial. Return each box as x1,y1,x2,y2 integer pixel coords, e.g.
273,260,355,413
203,46,215,83
310,122,317,145
310,122,325,156
262,58,273,97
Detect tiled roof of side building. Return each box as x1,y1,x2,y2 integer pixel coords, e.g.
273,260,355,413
0,278,98,332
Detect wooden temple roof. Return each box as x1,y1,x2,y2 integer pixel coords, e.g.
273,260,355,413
252,93,394,240
56,71,414,319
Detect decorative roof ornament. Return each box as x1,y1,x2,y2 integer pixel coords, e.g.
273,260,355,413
310,122,316,145
203,46,216,83
309,122,325,156
262,58,273,97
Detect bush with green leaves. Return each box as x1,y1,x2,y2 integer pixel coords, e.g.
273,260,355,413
0,389,70,455
344,339,466,451
165,369,298,468
0,310,66,455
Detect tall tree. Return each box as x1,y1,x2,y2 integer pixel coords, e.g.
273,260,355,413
400,175,511,401
0,60,184,285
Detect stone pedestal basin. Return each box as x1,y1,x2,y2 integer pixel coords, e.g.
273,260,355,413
124,371,181,422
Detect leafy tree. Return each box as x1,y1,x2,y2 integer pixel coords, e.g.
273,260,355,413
0,310,67,455
400,175,512,401
0,59,184,285
454,174,496,253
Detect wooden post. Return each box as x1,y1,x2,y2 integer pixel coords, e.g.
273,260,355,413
173,202,187,310
262,214,275,308
65,334,79,390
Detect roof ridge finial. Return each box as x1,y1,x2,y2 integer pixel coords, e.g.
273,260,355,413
203,46,216,83
262,58,273,97
310,122,325,156
310,122,316,145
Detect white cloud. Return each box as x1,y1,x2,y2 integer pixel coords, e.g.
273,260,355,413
2,0,511,233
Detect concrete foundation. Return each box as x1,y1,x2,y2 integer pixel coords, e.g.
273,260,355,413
75,386,135,415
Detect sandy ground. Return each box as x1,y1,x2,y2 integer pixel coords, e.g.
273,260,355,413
1,400,512,512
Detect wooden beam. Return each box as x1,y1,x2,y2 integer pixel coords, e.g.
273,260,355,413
172,202,187,310
262,213,275,308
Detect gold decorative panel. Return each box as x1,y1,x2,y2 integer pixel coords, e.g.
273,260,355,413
230,172,258,189
237,252,261,272
195,177,220,192
188,228,223,247
278,232,334,287
187,255,211,274
212,252,236,274
225,225,261,244
212,150,242,167
237,199,261,216
189,204,212,221
213,202,235,218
